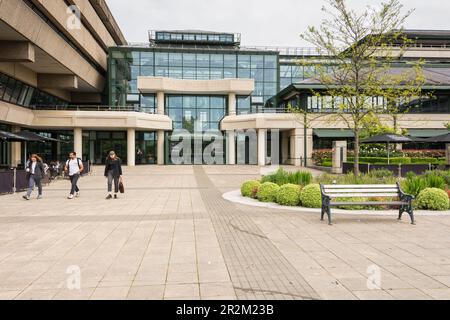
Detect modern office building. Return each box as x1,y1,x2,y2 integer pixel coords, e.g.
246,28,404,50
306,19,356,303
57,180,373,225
1,1,450,167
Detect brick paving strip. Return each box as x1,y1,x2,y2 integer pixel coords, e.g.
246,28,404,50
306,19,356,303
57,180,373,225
193,166,319,300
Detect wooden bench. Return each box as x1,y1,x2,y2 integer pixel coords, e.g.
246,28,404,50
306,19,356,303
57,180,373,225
320,183,415,225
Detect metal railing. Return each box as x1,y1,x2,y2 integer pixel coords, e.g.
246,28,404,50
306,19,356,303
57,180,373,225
32,105,141,112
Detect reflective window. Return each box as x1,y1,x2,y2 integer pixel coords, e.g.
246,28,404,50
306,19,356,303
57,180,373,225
210,54,223,68
224,55,236,68
197,54,210,68
169,53,182,66
238,55,250,69
251,55,264,69
141,52,154,66
183,53,196,67
155,52,169,66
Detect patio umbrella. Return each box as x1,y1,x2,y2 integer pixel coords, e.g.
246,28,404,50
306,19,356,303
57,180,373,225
0,130,32,142
425,132,450,143
361,134,413,164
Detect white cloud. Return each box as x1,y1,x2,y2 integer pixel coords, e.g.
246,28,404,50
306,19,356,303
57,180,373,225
106,0,450,46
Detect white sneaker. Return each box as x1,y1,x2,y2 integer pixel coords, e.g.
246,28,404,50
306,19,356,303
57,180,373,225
68,194,74,199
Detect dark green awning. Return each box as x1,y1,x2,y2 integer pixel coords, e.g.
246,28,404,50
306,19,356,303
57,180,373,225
408,129,449,138
314,129,355,138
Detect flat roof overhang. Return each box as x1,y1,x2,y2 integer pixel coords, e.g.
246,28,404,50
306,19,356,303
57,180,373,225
137,77,255,95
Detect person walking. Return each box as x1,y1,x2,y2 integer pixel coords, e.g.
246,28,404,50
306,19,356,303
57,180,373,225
65,152,84,199
104,151,123,200
23,154,45,200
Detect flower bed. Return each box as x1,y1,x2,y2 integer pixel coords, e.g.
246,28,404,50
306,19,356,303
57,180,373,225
240,168,450,211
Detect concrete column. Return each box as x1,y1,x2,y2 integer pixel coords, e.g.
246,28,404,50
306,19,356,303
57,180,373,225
157,130,165,165
228,93,236,116
73,128,83,160
157,91,165,115
332,141,348,174
227,131,236,165
291,129,303,167
11,126,21,166
258,129,267,166
281,131,289,165
306,128,314,166
127,128,136,167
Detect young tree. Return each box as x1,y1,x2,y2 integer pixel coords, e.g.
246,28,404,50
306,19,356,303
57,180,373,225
299,0,425,175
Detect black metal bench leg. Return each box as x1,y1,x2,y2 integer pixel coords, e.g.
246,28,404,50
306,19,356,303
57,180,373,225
327,208,332,226
398,207,404,221
409,209,416,225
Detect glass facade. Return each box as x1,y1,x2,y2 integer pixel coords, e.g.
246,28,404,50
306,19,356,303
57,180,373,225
279,64,319,90
0,72,69,108
82,131,128,164
109,49,279,111
25,130,74,163
136,132,157,165
0,123,11,167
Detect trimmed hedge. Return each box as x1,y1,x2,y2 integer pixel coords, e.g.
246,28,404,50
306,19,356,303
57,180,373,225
257,182,280,203
276,184,302,206
299,184,322,208
416,188,449,211
241,180,261,199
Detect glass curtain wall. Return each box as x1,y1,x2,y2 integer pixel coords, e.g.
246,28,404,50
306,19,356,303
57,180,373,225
0,72,69,108
109,49,279,111
136,132,157,165
166,95,226,164
82,131,127,164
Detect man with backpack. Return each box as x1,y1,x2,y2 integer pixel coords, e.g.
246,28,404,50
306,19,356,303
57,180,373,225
64,152,84,199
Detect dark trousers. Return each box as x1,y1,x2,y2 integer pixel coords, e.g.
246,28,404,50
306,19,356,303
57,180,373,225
107,170,120,193
69,174,80,195
27,175,42,197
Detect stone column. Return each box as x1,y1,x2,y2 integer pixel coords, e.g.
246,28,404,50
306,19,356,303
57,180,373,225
157,130,165,165
157,91,165,115
281,131,289,165
228,93,236,116
332,141,348,174
258,129,267,166
306,128,314,166
127,128,136,167
73,128,83,160
11,126,21,166
291,129,303,167
227,130,236,165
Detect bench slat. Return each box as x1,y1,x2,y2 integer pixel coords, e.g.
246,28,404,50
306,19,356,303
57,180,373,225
330,201,407,206
323,184,397,189
328,193,399,198
324,189,399,193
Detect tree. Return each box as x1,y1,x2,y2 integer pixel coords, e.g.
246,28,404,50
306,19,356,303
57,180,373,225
299,0,425,175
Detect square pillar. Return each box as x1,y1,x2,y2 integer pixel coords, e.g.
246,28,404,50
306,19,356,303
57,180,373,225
281,131,289,165
127,128,136,166
157,130,165,165
157,91,165,115
291,129,303,167
228,93,236,116
258,129,267,166
227,130,236,165
11,126,21,166
332,141,348,174
74,128,83,160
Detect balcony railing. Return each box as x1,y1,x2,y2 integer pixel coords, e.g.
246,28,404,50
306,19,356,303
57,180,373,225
31,105,145,112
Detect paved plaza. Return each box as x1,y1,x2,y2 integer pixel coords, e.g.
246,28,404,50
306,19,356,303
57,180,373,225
1,165,450,300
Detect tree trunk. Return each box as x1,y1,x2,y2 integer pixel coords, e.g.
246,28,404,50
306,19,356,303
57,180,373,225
354,130,360,176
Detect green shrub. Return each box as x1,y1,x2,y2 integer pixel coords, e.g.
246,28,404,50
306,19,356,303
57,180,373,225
261,169,290,186
321,160,332,167
402,173,446,197
424,170,450,185
241,180,261,199
257,182,280,203
402,176,429,197
416,188,449,211
261,168,312,187
316,172,397,186
276,184,302,206
300,184,322,208
289,171,313,186
367,169,394,179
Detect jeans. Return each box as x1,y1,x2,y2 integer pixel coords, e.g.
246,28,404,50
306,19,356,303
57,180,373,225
69,174,80,195
107,170,120,193
27,175,42,197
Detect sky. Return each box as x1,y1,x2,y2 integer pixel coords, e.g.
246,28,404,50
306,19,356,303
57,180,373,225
106,0,450,47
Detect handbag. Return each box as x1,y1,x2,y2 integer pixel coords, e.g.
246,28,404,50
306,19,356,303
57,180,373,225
119,179,125,194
